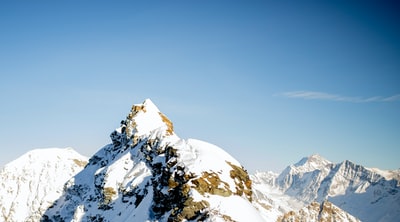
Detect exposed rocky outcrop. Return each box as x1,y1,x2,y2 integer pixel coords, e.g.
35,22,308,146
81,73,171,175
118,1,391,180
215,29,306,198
277,201,360,222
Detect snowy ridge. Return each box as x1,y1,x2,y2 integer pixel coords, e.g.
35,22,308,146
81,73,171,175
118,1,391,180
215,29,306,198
366,167,400,182
0,148,88,222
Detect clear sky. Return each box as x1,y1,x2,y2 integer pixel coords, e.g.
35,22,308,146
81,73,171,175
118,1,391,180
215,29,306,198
1,1,399,173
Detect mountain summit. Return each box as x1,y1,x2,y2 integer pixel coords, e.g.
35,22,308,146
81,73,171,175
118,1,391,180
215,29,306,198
41,99,263,222
293,154,332,169
120,99,175,138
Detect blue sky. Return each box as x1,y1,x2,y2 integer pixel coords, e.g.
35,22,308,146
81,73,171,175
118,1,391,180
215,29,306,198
0,1,399,172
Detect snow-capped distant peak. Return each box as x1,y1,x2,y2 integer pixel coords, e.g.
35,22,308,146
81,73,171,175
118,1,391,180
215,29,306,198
293,154,331,170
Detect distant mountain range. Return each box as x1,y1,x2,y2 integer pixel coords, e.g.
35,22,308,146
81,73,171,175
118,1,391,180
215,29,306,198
1,99,398,221
252,154,400,222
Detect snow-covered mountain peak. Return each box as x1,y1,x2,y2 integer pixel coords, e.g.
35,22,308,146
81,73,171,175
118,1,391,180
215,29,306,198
3,147,87,170
279,154,333,181
39,99,264,221
120,99,175,139
308,153,329,163
294,154,331,170
0,147,88,222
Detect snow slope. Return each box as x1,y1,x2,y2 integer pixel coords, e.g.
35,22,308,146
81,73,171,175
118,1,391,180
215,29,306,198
251,171,306,221
0,148,88,222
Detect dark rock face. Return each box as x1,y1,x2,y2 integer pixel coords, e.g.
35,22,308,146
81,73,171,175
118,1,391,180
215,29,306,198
146,143,210,221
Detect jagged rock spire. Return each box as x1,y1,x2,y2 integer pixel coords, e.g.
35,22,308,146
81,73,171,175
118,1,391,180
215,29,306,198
123,99,174,138
111,99,176,149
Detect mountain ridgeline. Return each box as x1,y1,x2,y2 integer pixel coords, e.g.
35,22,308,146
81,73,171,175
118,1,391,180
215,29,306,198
0,99,399,222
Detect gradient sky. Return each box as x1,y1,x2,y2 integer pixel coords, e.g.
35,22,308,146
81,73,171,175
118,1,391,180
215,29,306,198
1,1,399,173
